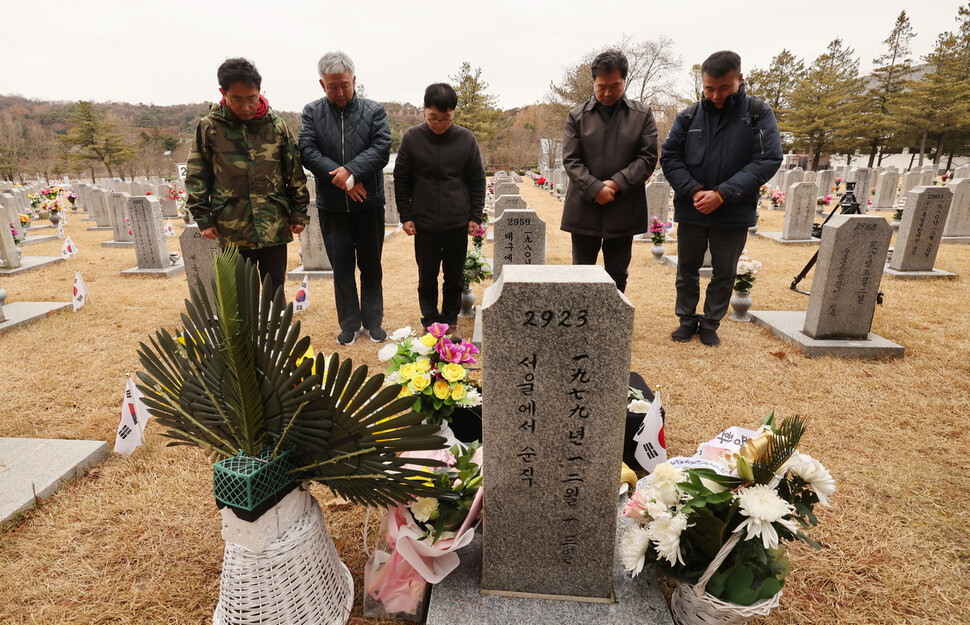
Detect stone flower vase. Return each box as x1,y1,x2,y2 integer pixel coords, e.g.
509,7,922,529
650,244,665,263
729,289,753,322
459,286,476,318
49,212,61,226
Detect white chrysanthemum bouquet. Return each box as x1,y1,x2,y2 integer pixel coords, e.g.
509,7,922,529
621,413,835,607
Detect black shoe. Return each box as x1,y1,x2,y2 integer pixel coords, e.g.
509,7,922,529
671,323,698,343
698,327,720,347
366,327,387,342
337,329,359,345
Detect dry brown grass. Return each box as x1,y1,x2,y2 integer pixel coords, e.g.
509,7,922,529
1,184,968,624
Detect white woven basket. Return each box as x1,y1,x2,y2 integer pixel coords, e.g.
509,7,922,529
213,499,353,625
669,475,784,625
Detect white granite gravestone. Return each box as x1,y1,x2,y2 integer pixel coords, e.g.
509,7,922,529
103,192,134,248
901,170,920,198
953,165,970,179
918,169,935,187
817,170,836,196
494,182,519,199
493,209,546,278
852,168,874,213
782,168,805,204
88,188,113,230
780,182,818,243
121,196,184,277
179,224,222,303
480,265,632,602
943,178,970,243
887,186,955,278
287,207,332,280
646,181,671,228
871,172,898,209
749,215,903,358
0,213,63,275
494,194,526,219
383,175,398,226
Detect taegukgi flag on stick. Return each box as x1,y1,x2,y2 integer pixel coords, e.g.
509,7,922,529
293,273,309,312
72,270,91,311
164,219,176,237
61,235,78,259
633,391,667,473
57,220,65,238
113,376,152,456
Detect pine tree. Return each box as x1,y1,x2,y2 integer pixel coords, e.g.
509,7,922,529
450,62,503,144
60,101,137,179
746,49,806,125
784,39,865,170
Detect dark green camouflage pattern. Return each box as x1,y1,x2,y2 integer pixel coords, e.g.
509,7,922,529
186,103,310,249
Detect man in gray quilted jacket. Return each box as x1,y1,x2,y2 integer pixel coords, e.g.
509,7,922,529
300,50,392,345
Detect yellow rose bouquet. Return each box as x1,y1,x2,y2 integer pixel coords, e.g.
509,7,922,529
378,323,482,427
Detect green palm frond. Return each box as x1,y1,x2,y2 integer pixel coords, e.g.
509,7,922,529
752,415,807,484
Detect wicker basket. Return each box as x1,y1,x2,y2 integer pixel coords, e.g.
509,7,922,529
669,477,784,625
213,497,353,625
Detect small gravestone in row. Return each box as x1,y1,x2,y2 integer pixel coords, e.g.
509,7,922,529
636,181,672,241
179,224,221,304
0,208,63,276
494,194,525,219
953,164,970,179
103,192,134,248
383,175,398,227
901,170,920,198
782,168,805,206
851,168,874,213
871,172,898,209
494,181,519,198
480,264,632,602
287,204,333,280
918,169,935,187
943,178,970,243
750,214,903,358
121,196,184,277
492,209,546,278
88,189,113,230
817,169,836,196
758,181,818,245
887,186,956,279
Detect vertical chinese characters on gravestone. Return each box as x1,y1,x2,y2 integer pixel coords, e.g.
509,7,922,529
480,265,633,602
888,186,953,275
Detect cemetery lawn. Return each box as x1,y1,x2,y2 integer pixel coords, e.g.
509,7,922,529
1,187,968,624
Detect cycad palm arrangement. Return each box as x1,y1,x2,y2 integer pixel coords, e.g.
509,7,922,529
136,246,448,508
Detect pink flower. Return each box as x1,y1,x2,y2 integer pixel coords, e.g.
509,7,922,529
458,341,480,365
435,337,464,363
428,322,449,338
622,489,649,520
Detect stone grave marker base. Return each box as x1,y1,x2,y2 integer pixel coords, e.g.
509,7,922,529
86,226,113,232
0,437,110,525
26,224,54,231
21,234,59,246
749,310,904,359
426,515,674,625
471,305,482,349
121,264,185,278
883,266,957,280
941,236,970,245
0,301,71,334
286,266,333,280
662,255,712,278
0,256,64,275
81,216,97,221
102,240,135,248
755,232,819,246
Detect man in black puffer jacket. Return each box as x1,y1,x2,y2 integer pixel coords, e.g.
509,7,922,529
394,83,485,329
661,50,782,347
300,50,392,346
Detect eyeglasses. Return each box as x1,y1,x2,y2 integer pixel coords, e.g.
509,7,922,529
227,95,260,106
427,115,453,125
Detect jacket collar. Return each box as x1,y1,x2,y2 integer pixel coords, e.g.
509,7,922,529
583,92,629,113
326,94,358,114
701,82,746,114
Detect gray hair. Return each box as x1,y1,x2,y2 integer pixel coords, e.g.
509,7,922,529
317,51,355,78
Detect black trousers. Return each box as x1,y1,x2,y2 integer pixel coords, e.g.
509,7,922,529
320,207,385,332
570,233,634,293
675,222,749,330
414,227,468,328
239,244,288,298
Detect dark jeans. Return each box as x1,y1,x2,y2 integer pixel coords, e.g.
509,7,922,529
320,207,384,332
414,227,468,328
675,222,749,330
570,233,634,293
239,245,288,298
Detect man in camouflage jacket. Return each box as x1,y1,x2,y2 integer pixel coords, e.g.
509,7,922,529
187,58,309,294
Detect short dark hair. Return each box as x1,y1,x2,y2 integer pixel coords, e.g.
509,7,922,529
217,58,262,91
701,51,742,78
424,83,458,111
591,49,629,80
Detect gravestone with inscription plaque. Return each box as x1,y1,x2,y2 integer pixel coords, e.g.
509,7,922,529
749,214,903,358
886,186,956,278
480,264,631,602
103,192,134,248
88,188,113,230
121,196,184,277
492,209,545,278
758,181,818,244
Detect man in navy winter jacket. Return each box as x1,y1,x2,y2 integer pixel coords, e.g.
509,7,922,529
300,50,392,345
660,51,782,346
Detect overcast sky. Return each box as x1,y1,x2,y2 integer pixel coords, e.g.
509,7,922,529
2,1,965,113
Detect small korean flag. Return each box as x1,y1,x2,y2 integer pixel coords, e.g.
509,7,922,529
113,377,152,456
633,391,667,473
72,270,90,311
61,235,78,259
57,220,65,238
164,219,176,237
293,274,309,312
